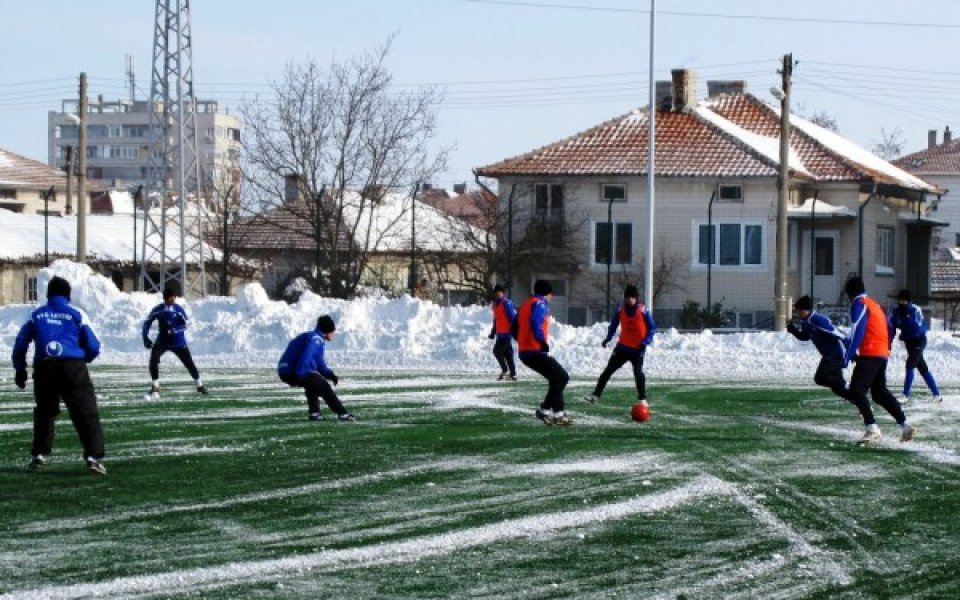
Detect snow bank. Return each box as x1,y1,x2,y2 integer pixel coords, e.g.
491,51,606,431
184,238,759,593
2,260,960,384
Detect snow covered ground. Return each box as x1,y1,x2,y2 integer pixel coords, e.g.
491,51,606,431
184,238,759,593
3,260,960,387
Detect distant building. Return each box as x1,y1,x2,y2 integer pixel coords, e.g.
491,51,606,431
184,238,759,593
47,96,241,199
0,147,74,215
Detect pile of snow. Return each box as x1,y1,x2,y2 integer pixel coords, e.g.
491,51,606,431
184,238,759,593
3,260,960,384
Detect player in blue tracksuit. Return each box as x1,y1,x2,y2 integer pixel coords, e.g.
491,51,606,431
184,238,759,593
142,284,207,397
278,315,355,421
11,276,107,475
786,295,849,399
888,289,941,403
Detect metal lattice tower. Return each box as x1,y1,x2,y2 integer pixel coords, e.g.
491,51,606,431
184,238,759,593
140,0,206,297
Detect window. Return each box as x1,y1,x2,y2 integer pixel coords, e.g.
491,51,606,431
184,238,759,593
109,126,122,138
24,276,38,302
697,222,764,268
124,125,146,138
876,226,895,273
954,232,960,248
717,184,743,202
594,222,633,265
534,183,564,219
601,183,627,203
87,125,108,138
0,188,15,200
815,237,835,275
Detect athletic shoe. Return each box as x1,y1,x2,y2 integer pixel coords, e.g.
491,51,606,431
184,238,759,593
933,395,943,404
337,413,357,422
857,430,883,445
638,399,649,407
27,455,45,472
898,396,909,405
197,385,209,395
901,424,916,442
149,384,160,394
308,413,325,421
583,394,599,404
497,372,508,381
505,374,518,381
86,458,107,476
552,414,573,426
535,408,554,425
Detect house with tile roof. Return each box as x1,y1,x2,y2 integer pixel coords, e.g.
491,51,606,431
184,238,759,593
476,70,943,328
0,147,71,215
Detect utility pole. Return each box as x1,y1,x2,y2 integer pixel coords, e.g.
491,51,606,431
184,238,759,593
77,72,88,263
64,146,74,215
408,181,420,296
773,53,794,331
644,0,657,310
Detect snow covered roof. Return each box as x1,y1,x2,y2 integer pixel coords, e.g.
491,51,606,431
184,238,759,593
476,92,941,197
787,197,856,219
0,147,67,189
894,138,960,177
0,209,220,264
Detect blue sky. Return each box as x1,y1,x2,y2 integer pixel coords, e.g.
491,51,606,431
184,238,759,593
2,0,959,188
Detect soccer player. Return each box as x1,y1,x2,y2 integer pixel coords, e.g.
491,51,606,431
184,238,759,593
142,284,207,398
488,284,517,381
888,289,942,403
584,285,656,407
516,280,571,425
842,276,915,445
278,315,355,422
12,276,107,475
786,295,848,399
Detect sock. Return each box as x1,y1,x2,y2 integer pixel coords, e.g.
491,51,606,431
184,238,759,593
866,423,880,433
195,378,203,387
900,421,911,432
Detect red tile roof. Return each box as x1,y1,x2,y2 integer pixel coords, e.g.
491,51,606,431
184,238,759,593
893,140,960,176
476,93,937,194
0,147,68,189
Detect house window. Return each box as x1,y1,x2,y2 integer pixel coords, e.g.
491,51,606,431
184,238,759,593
594,222,633,265
0,188,15,199
601,183,627,203
534,183,564,219
24,276,38,302
954,232,960,248
87,125,108,138
876,226,895,274
717,184,743,202
697,222,764,267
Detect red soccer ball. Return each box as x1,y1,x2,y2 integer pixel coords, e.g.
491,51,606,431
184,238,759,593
631,402,651,422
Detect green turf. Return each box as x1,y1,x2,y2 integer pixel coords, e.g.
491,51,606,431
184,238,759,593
1,367,958,598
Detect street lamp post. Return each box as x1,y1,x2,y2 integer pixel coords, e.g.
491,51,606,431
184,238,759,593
42,186,54,266
605,191,614,319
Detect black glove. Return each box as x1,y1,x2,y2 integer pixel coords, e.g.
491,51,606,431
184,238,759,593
329,373,339,386
15,369,28,389
540,342,550,353
601,339,610,348
488,330,496,340
143,338,153,349
786,322,798,335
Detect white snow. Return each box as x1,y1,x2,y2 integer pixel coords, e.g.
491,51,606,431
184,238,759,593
3,259,960,385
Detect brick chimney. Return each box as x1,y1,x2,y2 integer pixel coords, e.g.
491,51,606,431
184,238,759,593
671,69,697,111
707,80,747,97
928,129,938,149
945,125,952,145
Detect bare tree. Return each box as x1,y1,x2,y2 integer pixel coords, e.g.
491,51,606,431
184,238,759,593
240,40,448,297
872,127,906,160
580,242,688,319
808,110,839,132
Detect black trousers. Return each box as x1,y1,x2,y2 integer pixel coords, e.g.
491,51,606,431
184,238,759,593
492,336,516,376
519,352,569,412
847,356,905,426
814,354,849,398
593,347,646,399
281,372,347,416
32,359,105,460
904,339,931,375
149,343,200,380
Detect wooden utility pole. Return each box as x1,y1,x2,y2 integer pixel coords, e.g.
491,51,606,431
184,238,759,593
773,53,793,331
77,72,88,262
64,146,74,215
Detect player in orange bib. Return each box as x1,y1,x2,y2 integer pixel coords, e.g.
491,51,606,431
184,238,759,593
516,280,571,425
842,276,915,445
488,284,517,381
584,285,656,408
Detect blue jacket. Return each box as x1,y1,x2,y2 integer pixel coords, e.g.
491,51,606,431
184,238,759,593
143,302,190,349
12,295,101,369
888,303,927,343
604,302,656,354
788,311,845,358
277,329,334,380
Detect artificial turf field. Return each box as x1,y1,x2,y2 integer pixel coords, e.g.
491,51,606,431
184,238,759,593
1,366,958,599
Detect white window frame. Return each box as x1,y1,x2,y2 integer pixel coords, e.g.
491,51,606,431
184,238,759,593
876,226,895,275
592,220,634,267
692,220,767,270
533,183,564,219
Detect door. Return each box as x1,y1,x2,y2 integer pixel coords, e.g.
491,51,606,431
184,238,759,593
803,231,840,304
